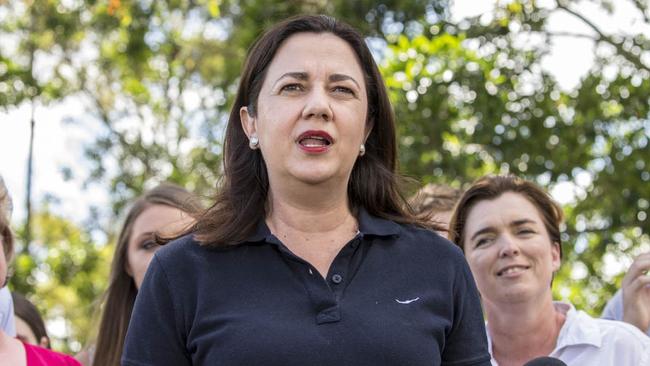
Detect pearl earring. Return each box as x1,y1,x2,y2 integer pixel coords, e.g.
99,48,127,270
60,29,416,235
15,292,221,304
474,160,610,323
359,144,366,156
249,136,259,150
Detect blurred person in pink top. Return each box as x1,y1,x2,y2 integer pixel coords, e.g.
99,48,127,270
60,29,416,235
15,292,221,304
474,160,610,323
0,176,81,366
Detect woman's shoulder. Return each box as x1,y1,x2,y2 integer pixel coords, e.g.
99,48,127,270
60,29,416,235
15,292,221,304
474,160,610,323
157,233,201,255
396,223,464,258
23,343,81,366
593,316,650,344
567,306,650,355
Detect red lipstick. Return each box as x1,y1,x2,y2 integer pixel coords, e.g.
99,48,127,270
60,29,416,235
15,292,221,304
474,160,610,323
296,130,334,154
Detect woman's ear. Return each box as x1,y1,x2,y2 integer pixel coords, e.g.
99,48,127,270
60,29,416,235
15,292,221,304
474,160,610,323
124,261,133,278
551,241,561,271
240,106,257,139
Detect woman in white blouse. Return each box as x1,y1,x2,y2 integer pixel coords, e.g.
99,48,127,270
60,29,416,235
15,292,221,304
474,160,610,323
449,175,650,366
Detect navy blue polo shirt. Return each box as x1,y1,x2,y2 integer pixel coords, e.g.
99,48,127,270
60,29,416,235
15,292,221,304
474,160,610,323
122,209,490,366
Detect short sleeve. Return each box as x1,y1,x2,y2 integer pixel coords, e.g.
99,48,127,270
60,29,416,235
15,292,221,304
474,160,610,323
441,255,492,366
600,289,623,321
0,287,16,336
122,255,191,366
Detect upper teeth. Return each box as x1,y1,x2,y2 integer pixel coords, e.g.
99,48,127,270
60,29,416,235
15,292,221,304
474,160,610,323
499,266,526,275
300,136,329,146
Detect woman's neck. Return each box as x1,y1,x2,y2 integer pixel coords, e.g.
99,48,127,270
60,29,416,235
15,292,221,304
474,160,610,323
268,199,353,234
266,177,353,234
484,297,565,366
265,183,358,277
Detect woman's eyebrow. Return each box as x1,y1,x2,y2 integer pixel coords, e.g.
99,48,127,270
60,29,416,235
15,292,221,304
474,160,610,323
272,72,308,88
509,219,536,228
470,226,495,242
329,73,360,89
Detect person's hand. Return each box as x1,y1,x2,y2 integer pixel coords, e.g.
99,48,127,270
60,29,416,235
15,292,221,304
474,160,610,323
622,252,650,332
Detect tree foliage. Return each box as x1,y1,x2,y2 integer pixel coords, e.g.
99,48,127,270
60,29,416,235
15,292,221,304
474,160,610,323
10,209,111,353
382,0,649,313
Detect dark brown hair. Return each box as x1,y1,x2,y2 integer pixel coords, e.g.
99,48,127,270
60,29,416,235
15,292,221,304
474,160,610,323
193,14,424,246
11,292,50,348
448,175,564,257
92,183,202,366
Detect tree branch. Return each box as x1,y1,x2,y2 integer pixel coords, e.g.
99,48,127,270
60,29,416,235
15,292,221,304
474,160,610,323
544,31,598,41
630,0,650,24
554,0,650,73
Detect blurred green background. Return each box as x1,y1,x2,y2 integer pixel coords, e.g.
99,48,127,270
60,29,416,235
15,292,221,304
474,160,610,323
1,0,648,353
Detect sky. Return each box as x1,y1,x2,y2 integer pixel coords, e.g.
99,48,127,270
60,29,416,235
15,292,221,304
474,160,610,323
0,0,648,234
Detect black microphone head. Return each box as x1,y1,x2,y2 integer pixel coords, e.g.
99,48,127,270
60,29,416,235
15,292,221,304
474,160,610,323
522,356,568,366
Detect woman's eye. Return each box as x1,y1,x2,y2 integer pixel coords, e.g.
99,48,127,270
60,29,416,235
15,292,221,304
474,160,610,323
332,86,355,95
280,83,304,93
517,229,535,236
475,237,492,247
140,240,158,250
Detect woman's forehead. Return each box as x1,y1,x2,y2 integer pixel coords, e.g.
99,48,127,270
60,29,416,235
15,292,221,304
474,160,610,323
465,192,544,230
264,33,364,83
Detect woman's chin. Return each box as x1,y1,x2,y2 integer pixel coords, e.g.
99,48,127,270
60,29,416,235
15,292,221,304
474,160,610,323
295,173,337,186
281,163,343,186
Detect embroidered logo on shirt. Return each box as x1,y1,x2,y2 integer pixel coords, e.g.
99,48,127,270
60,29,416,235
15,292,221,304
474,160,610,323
395,297,420,304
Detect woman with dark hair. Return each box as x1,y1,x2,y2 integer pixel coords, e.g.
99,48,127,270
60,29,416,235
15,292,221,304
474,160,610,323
448,175,650,365
76,183,201,366
122,15,490,366
0,176,81,365
12,292,50,348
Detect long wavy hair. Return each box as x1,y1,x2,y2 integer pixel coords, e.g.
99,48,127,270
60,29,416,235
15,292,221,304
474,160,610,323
193,14,425,246
92,184,202,366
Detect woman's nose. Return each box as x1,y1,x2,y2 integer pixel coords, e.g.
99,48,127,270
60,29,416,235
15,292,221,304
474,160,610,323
498,234,521,258
302,88,333,121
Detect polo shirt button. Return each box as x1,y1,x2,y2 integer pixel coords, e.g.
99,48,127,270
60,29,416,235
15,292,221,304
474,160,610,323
331,274,343,284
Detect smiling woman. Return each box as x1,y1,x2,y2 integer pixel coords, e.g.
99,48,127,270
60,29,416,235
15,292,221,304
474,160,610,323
449,175,650,366
121,14,491,366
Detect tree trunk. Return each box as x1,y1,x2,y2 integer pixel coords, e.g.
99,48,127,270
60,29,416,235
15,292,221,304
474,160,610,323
24,100,35,248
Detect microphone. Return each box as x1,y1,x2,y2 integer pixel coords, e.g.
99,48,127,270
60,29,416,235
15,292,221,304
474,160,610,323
522,357,568,366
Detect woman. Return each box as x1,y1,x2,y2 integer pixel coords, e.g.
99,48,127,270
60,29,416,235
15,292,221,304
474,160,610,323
12,292,50,348
448,175,650,365
78,183,201,366
0,177,81,366
122,15,490,366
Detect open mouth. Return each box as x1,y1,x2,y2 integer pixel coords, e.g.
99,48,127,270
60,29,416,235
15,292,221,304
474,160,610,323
299,136,331,147
297,131,333,148
497,265,530,276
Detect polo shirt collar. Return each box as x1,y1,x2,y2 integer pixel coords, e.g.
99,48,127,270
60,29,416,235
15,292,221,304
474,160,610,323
243,206,401,244
552,301,602,351
485,301,603,363
246,220,272,243
357,207,401,237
